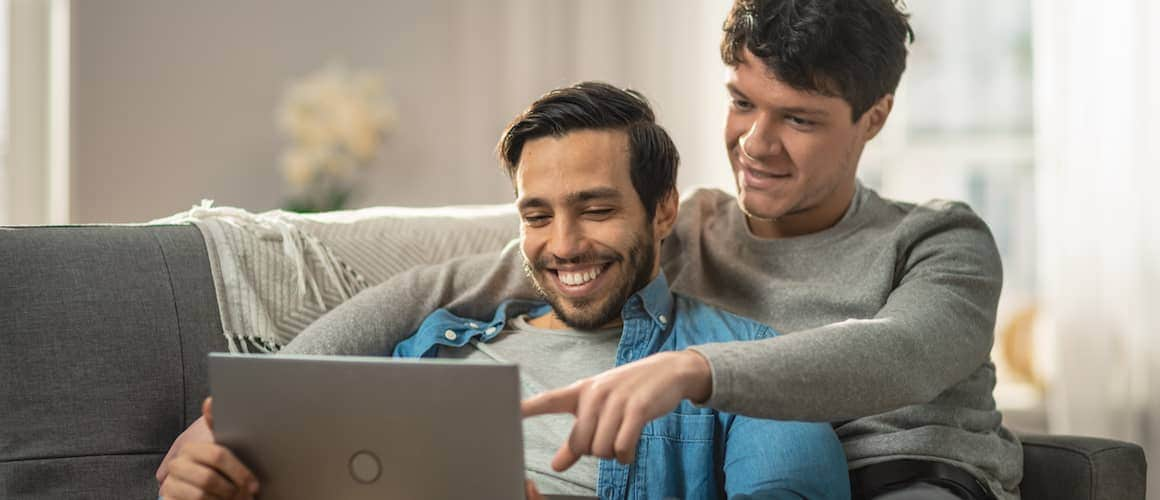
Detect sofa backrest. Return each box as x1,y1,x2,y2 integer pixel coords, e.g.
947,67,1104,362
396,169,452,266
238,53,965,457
0,225,224,498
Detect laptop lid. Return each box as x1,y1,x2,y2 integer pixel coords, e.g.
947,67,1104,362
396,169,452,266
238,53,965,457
209,353,526,500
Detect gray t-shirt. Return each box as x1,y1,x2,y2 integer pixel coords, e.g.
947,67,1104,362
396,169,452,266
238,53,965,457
438,314,621,496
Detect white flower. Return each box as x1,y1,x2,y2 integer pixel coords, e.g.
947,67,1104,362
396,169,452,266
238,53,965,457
281,147,322,191
277,62,396,190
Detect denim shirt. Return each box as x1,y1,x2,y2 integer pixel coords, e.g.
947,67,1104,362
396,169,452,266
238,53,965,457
394,274,850,500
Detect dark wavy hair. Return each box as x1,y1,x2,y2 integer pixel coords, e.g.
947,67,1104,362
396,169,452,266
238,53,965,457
721,0,914,122
498,81,679,219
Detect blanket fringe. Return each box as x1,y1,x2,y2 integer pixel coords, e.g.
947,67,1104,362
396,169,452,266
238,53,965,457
161,200,351,310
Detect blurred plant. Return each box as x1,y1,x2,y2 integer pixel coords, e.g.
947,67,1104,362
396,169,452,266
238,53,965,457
277,63,396,212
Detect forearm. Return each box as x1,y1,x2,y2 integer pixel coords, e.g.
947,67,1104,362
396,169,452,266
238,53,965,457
690,204,1003,422
693,270,1001,421
694,325,978,421
282,240,534,355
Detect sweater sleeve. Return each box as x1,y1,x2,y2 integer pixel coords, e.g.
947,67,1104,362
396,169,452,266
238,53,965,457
281,239,535,355
689,205,1003,422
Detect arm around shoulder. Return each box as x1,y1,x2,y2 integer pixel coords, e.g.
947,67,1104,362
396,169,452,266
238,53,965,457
282,240,533,355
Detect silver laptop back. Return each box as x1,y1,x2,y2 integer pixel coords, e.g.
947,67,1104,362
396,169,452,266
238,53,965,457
209,353,526,500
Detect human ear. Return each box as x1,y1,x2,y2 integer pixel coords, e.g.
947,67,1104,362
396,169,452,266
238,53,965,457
861,94,894,141
652,190,679,241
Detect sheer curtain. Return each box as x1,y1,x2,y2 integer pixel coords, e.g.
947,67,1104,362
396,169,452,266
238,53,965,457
1032,0,1160,495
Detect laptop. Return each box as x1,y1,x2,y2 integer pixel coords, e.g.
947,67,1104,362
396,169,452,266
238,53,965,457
209,353,534,499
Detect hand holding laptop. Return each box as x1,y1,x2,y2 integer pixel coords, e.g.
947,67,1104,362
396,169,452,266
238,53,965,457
154,415,208,485
157,398,260,500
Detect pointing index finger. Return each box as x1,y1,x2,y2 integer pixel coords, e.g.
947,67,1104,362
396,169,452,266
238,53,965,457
521,385,582,418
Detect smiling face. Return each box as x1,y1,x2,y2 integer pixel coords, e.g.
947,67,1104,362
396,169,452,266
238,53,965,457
725,48,892,239
515,129,676,330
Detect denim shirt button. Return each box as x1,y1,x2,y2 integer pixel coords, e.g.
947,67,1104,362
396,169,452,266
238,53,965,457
443,330,458,341
658,314,667,325
468,322,480,329
485,326,497,335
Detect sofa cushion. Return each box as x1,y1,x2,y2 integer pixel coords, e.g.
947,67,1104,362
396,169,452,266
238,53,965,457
0,453,164,498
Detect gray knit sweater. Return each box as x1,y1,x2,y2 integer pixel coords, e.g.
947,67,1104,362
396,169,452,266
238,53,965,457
284,183,1023,498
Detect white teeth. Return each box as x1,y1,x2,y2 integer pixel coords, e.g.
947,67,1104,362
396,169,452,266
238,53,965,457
559,266,602,286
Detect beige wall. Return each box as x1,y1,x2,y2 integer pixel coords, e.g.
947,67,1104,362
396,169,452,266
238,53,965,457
70,0,732,223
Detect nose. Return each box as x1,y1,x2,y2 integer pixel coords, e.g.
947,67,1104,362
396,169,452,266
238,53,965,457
739,117,781,160
546,214,588,262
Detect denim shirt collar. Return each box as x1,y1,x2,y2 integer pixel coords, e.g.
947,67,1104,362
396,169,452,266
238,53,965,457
391,299,551,358
393,272,674,359
623,272,674,330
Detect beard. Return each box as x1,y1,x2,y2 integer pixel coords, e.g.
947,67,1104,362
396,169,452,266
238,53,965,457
524,231,656,330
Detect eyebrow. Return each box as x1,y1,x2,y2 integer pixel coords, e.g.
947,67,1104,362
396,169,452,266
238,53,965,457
517,187,621,211
726,82,831,117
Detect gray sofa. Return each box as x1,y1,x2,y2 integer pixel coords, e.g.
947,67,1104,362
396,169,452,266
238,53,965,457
0,224,1147,499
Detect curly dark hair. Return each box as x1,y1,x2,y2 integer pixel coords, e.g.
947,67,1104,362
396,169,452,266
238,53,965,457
497,81,679,219
721,0,914,122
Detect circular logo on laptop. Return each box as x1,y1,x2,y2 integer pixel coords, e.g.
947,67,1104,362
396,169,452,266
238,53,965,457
349,450,382,484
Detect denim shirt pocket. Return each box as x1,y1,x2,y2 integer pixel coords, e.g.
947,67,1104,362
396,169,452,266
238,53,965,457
631,402,721,500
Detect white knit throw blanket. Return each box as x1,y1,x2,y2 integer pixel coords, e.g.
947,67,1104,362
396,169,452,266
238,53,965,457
154,201,518,352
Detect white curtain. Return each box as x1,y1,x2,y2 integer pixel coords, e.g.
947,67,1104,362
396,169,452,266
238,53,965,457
3,0,69,225
1032,0,1160,495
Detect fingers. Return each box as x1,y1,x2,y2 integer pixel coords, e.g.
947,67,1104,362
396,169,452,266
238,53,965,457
532,354,694,471
166,455,238,500
523,383,586,472
524,479,544,500
521,384,581,417
585,394,643,465
589,394,625,460
613,403,646,464
177,443,260,497
551,439,582,472
563,385,601,467
157,415,214,484
160,474,227,500
156,443,178,484
203,397,215,431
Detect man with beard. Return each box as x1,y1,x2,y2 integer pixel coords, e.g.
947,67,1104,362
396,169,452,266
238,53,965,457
157,82,850,500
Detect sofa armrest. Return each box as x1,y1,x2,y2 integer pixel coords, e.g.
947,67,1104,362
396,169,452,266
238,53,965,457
1019,432,1147,500
1,225,225,499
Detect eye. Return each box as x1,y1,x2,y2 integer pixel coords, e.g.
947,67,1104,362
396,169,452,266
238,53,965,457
522,214,551,227
730,98,754,112
786,115,816,128
583,208,614,220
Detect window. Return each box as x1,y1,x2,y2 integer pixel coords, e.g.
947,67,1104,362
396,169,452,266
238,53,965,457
858,0,1041,428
